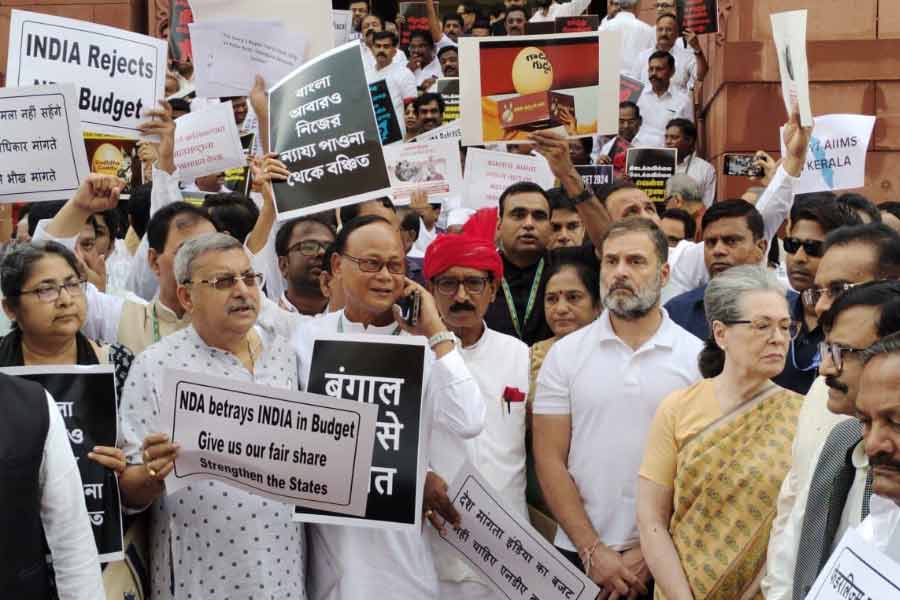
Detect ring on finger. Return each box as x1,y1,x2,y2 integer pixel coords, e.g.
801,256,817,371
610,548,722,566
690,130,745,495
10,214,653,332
425,510,434,517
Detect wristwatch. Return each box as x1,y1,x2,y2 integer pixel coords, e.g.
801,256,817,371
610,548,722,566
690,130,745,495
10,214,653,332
567,186,593,205
428,330,457,350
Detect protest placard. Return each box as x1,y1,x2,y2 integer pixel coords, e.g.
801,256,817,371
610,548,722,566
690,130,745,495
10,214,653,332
295,334,428,530
525,22,556,36
369,78,404,146
269,42,391,220
169,0,194,64
779,114,875,195
1,365,123,562
173,101,246,182
0,84,91,204
441,462,601,600
189,0,332,61
413,120,462,143
436,78,460,124
383,139,463,204
398,2,437,50
84,133,143,199
620,74,644,104
463,147,555,210
677,0,718,35
626,147,677,204
805,528,900,600
204,22,307,94
223,131,257,194
332,10,355,46
575,164,613,190
555,15,600,33
158,369,378,515
187,22,250,99
6,10,166,138
459,31,620,145
772,10,813,127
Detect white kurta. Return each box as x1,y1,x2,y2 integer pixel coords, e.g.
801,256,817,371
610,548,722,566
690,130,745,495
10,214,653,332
120,325,307,600
432,326,530,600
293,310,485,600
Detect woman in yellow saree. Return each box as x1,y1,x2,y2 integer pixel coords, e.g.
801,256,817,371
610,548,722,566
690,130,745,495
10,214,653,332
637,265,804,600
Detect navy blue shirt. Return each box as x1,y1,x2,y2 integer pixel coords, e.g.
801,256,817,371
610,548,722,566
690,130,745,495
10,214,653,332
665,285,821,395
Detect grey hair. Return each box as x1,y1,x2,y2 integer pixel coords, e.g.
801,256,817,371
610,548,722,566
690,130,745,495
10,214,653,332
174,233,246,285
698,265,786,377
665,174,703,206
617,0,639,9
862,331,900,365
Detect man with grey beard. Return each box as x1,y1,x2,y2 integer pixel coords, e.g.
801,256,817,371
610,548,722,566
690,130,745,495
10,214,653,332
533,218,702,598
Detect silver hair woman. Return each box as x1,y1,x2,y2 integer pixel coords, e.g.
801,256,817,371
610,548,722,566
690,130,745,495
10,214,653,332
638,265,805,600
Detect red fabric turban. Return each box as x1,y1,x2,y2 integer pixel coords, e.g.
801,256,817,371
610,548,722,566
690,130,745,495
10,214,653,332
423,233,504,282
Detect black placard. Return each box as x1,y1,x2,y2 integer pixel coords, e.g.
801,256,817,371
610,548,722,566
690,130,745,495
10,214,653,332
269,43,391,219
678,0,719,35
436,78,459,124
575,164,613,191
626,147,677,204
296,338,426,527
369,79,403,146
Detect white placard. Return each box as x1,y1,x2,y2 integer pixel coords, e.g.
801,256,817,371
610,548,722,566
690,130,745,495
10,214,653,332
771,10,813,127
780,114,876,194
189,0,333,62
188,22,248,99
6,10,166,138
412,120,462,143
463,147,555,210
383,139,463,204
159,368,378,515
805,528,900,600
0,84,90,204
441,462,601,600
174,101,246,182
199,21,307,94
333,9,355,46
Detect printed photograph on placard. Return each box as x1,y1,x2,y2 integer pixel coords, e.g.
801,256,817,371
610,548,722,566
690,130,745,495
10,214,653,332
479,34,599,142
83,133,143,199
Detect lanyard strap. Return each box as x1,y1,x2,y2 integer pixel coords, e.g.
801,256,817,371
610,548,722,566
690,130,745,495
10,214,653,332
501,258,544,340
151,304,161,344
337,314,402,336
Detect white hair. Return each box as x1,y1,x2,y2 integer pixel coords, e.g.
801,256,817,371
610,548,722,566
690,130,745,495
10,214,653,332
174,233,247,284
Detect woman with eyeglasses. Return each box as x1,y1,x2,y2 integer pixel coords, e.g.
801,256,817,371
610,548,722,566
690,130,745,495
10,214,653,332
0,241,135,595
637,265,804,600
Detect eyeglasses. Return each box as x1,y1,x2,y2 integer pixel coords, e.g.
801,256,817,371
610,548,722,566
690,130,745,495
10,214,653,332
185,271,264,291
342,254,405,275
433,276,491,296
801,282,858,308
17,279,86,303
287,240,329,257
783,237,824,258
818,341,867,375
721,318,801,339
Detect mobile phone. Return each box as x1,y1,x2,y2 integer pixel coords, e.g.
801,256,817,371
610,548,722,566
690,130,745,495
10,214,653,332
396,291,421,327
723,153,764,178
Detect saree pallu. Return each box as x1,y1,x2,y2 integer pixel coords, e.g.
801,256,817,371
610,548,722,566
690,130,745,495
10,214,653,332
663,384,803,600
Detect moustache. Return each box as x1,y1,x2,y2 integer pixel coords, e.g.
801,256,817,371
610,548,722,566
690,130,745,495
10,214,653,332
376,52,387,58
449,303,476,312
609,282,635,294
870,454,900,471
227,301,257,314
825,376,849,394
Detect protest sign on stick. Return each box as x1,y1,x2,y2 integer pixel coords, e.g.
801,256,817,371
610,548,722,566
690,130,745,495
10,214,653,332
383,139,463,204
771,10,813,127
1,365,123,562
269,42,391,220
173,101,246,182
781,114,875,195
463,147,554,210
159,369,378,515
804,528,900,600
0,84,90,204
626,147,677,204
6,10,166,138
295,334,428,530
441,462,601,600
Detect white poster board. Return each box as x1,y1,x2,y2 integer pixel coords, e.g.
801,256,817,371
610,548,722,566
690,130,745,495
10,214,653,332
383,139,463,204
0,84,90,204
805,528,900,600
159,368,378,515
463,147,555,210
412,120,462,143
780,114,876,194
6,10,166,138
771,10,813,127
173,101,246,182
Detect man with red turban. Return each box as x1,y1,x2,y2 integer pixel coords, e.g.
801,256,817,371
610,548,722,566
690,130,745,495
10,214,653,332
423,233,530,600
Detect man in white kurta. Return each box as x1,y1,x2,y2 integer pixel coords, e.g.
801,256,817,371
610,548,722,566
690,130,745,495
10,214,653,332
292,216,485,600
422,233,530,599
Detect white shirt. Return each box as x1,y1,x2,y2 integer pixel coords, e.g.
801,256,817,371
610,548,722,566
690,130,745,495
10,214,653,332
662,164,799,302
676,152,717,208
434,33,457,53
762,377,853,600
635,85,694,148
599,12,656,79
533,309,703,552
408,218,438,259
39,391,106,600
120,325,307,600
430,327,529,591
835,442,870,550
293,309,485,600
529,0,592,22
857,495,900,563
413,55,443,87
362,44,408,72
637,44,698,92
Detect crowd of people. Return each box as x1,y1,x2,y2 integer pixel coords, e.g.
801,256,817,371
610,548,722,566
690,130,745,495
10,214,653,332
3,1,900,600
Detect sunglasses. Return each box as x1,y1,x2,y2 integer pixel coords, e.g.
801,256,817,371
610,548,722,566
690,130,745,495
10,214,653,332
783,237,824,258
